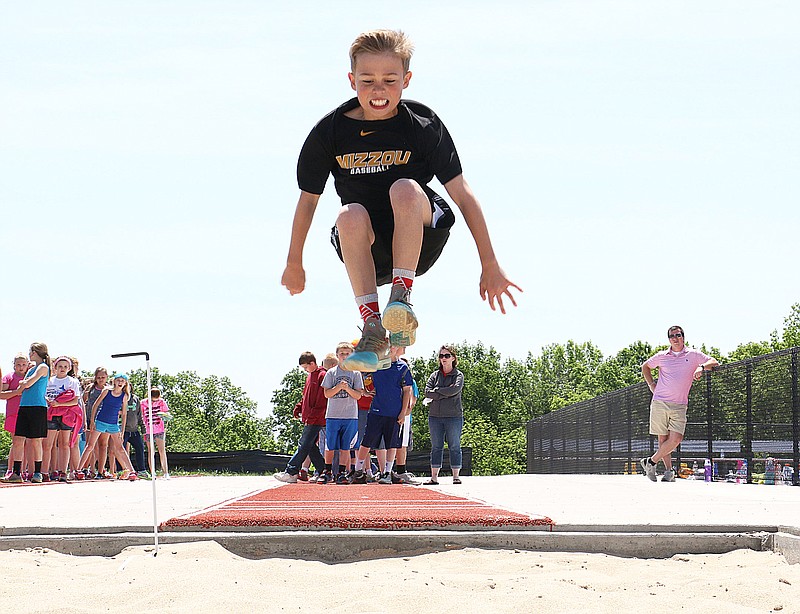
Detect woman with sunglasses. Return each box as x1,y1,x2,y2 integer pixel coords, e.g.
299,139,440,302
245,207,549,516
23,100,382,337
422,345,465,485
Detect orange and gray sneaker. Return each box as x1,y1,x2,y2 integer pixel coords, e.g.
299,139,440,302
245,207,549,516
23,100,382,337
382,286,417,346
342,317,391,372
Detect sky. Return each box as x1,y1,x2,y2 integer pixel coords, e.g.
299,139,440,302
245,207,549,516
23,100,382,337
1,1,798,418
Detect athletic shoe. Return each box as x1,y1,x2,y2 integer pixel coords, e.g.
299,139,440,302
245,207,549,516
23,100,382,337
137,471,151,480
640,457,657,482
128,472,139,481
365,473,377,483
389,328,416,348
1,473,22,484
274,471,298,484
297,469,310,482
308,473,319,483
396,472,418,485
74,471,85,481
317,471,333,485
162,472,171,480
58,471,69,483
3,470,12,479
382,286,418,341
67,470,76,481
335,472,350,485
378,472,393,485
22,471,31,482
31,472,43,484
342,318,390,372
41,473,51,483
661,469,676,483
349,469,367,484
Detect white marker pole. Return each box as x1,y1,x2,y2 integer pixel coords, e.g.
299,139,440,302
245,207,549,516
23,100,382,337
112,351,158,556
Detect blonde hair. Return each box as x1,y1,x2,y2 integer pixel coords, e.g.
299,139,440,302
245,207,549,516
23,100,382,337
335,341,354,353
322,353,339,370
349,29,414,73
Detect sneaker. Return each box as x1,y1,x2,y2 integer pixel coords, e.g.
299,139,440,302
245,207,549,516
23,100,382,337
1,473,22,484
162,472,171,480
41,473,51,483
390,471,402,484
661,469,676,483
297,469,310,482
31,472,43,484
396,471,418,484
378,472,393,485
335,472,350,485
308,473,319,483
137,470,151,480
67,470,76,481
50,472,59,482
342,318,390,372
317,471,333,485
382,286,418,339
22,471,31,482
350,469,367,484
74,471,85,481
128,472,139,481
640,457,657,482
365,472,377,483
58,471,69,483
3,470,11,479
274,471,298,484
389,328,416,348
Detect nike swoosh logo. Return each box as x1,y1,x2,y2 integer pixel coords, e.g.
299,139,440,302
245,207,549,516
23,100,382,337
360,130,376,137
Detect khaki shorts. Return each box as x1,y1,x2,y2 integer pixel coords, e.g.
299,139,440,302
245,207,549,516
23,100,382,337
649,400,687,436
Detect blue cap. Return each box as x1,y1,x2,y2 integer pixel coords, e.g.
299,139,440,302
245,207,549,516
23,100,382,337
113,373,129,381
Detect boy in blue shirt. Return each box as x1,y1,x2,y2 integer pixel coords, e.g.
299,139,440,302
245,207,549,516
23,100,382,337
350,346,413,484
281,29,521,372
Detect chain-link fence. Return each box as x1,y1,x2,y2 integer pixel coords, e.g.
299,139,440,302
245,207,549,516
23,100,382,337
526,347,800,485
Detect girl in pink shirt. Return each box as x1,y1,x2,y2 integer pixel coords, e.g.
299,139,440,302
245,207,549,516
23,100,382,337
141,386,171,479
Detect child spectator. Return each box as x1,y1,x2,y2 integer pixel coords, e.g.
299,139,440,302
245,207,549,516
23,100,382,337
78,373,137,480
275,352,327,483
141,386,171,479
350,345,413,484
281,29,521,373
3,343,52,483
44,356,83,482
1,354,27,478
319,342,363,484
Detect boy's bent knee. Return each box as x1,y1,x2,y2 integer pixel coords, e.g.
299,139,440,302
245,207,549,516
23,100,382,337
389,179,425,205
336,204,371,230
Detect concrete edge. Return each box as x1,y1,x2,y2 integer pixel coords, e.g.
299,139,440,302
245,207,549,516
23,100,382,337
0,530,771,563
774,531,800,565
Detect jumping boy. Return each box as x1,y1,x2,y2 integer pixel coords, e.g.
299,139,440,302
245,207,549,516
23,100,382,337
281,29,521,371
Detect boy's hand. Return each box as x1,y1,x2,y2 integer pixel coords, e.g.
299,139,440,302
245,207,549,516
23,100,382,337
480,263,523,314
281,263,306,295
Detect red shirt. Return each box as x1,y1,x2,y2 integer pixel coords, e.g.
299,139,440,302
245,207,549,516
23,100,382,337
300,367,328,425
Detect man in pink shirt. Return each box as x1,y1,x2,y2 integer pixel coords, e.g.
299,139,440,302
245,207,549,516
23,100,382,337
640,325,719,482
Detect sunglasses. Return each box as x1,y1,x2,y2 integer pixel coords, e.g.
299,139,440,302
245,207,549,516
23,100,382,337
668,333,684,339
439,353,453,359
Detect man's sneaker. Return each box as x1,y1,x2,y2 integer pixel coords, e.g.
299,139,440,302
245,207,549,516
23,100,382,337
137,471,151,480
661,469,676,483
378,472,393,485
389,328,416,348
342,318,390,372
317,471,333,485
297,469,310,482
365,472,377,483
308,473,319,483
58,471,69,483
349,469,367,484
382,286,418,340
640,457,657,482
335,472,350,485
1,473,22,484
31,472,43,484
274,471,298,484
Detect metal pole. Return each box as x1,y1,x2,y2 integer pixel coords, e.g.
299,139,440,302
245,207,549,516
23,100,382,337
792,348,799,486
112,352,158,555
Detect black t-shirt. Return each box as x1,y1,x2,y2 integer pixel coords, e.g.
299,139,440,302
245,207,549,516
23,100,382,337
297,98,463,227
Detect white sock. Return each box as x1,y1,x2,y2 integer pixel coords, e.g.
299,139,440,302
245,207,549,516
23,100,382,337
384,460,394,474
355,458,365,471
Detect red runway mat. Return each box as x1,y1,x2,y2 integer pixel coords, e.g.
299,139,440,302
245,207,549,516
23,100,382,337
162,483,554,530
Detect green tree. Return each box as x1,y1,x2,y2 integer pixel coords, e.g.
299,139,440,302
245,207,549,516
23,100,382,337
265,367,306,454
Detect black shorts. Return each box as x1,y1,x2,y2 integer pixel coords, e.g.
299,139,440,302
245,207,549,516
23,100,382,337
361,413,402,450
47,415,74,431
330,189,455,286
15,406,48,439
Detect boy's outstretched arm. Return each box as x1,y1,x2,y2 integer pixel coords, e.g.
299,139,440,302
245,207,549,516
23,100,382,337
281,191,321,295
443,175,523,313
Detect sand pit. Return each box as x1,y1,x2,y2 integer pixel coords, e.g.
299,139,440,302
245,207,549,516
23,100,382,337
1,542,798,613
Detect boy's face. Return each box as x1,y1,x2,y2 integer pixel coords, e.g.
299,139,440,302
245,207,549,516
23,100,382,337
336,347,353,362
390,345,405,361
301,361,317,374
349,52,411,121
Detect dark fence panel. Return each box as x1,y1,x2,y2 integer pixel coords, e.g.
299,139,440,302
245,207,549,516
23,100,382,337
527,347,800,485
